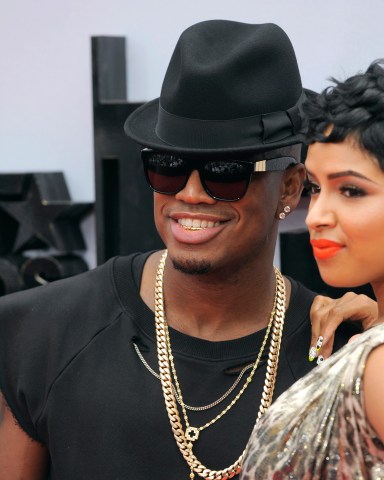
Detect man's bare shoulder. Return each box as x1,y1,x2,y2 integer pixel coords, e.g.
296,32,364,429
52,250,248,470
0,393,48,480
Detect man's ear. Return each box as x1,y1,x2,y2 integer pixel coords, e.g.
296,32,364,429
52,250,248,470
276,163,305,218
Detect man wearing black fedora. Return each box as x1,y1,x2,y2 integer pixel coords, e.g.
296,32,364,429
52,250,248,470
0,19,378,480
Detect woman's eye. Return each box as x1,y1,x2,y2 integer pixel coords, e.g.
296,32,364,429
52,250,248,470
303,180,320,195
339,185,366,197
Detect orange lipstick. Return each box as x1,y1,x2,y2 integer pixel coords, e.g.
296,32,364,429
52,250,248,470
310,239,343,260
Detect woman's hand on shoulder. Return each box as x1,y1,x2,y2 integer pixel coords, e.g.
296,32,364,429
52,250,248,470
309,292,378,363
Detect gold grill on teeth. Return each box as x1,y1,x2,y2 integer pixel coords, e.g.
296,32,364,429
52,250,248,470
183,226,204,231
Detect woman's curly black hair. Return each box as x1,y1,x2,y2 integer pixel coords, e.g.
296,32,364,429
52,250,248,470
303,60,384,169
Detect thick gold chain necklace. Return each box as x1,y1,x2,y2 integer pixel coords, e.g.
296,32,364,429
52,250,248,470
155,250,286,480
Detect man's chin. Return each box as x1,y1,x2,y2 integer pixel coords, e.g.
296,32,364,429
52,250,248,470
172,257,212,276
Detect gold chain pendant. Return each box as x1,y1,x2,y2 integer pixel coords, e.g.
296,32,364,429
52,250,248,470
185,426,200,442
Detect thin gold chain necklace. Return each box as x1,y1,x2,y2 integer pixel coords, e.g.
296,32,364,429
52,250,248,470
155,250,286,480
133,341,255,411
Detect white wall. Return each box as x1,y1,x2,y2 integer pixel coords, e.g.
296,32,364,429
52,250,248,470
1,0,383,267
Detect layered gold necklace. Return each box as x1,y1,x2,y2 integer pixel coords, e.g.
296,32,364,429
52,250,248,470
155,250,286,479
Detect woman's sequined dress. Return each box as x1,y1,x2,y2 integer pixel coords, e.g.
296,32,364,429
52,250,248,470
241,325,384,479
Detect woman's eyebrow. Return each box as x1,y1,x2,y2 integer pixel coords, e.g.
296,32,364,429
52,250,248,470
306,168,375,183
327,170,371,181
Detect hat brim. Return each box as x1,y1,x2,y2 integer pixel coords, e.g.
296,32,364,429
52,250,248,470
124,98,307,157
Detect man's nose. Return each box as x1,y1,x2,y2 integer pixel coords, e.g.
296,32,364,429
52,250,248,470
175,170,216,204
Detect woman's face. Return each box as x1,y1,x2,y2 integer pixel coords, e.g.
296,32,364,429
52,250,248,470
305,137,384,290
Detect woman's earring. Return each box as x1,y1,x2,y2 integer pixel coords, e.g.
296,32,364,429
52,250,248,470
279,205,291,220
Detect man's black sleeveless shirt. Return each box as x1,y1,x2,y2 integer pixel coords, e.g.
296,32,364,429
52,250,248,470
0,252,357,479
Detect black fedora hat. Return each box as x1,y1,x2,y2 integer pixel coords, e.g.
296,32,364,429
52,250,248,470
125,20,305,156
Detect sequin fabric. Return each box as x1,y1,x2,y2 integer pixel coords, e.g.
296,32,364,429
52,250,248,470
241,324,384,480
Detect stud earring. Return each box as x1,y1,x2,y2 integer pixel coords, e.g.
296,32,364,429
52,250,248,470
278,206,291,220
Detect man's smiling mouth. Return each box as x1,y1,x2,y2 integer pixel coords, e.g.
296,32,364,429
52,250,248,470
178,218,221,231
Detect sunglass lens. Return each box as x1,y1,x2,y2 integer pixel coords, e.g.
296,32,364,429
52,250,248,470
144,154,188,194
203,161,252,200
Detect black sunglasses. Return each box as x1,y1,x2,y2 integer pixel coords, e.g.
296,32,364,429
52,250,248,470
141,149,298,201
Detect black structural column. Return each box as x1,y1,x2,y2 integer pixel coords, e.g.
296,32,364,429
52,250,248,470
92,36,163,264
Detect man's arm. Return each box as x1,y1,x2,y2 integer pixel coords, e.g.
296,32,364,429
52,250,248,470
309,293,379,361
0,392,49,480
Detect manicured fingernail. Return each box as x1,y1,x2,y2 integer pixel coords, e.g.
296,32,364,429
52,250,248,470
308,346,317,362
316,336,324,351
316,355,324,365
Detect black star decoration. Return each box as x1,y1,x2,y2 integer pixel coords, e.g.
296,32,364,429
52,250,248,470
0,173,93,253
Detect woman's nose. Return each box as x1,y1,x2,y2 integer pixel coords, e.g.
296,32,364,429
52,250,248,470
305,194,336,231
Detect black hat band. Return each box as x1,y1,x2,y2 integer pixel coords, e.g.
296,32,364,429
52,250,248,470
155,94,304,150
